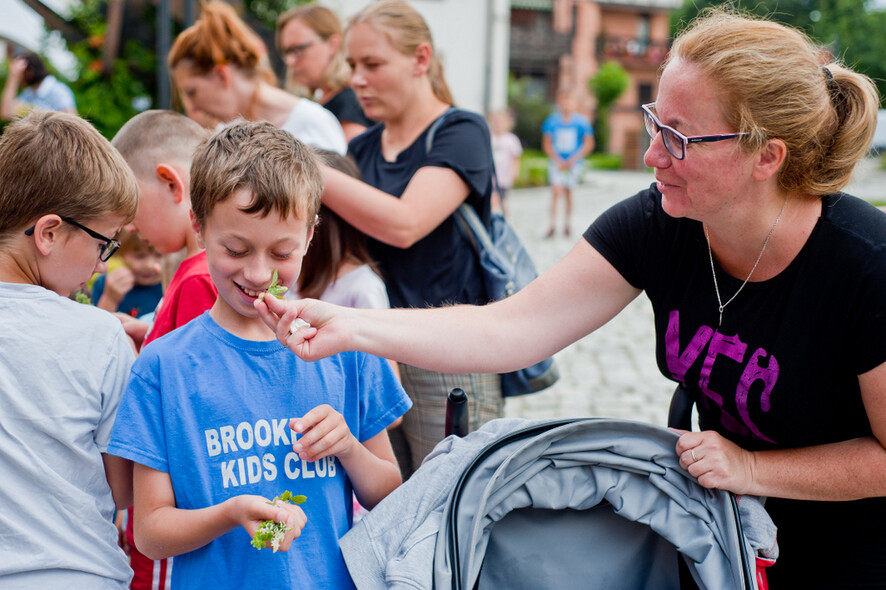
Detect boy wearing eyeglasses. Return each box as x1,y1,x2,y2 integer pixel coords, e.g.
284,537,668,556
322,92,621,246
107,121,410,590
0,109,138,586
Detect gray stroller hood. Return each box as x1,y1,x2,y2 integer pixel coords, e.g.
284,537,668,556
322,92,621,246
435,419,760,590
340,418,773,590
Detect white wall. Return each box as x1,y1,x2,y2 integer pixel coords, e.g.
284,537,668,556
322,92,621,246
326,0,510,115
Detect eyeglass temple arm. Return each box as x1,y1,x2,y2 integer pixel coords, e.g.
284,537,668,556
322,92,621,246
687,133,748,144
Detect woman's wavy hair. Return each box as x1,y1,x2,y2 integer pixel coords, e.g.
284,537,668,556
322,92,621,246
668,9,879,196
169,1,276,86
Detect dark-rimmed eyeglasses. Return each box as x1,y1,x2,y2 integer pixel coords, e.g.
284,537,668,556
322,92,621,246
24,216,121,262
641,103,750,161
281,39,320,61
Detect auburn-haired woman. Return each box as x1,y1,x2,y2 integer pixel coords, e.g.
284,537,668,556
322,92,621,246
169,1,346,154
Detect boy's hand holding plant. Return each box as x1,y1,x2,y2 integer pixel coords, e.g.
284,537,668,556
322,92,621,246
243,491,307,553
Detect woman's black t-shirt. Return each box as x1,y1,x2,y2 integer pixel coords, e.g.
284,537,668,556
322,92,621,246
323,87,374,128
586,186,886,587
348,108,493,309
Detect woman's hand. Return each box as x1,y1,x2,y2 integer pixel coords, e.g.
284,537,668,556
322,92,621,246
8,58,27,83
675,430,757,495
254,293,354,361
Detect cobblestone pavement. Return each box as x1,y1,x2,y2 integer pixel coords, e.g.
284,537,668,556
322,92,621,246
501,156,886,426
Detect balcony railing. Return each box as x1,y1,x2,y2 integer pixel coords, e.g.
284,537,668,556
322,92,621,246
510,24,574,61
596,35,670,66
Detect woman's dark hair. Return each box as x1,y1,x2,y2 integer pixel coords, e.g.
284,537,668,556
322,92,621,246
298,149,380,299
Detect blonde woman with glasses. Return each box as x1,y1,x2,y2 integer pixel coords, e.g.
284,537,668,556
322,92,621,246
259,10,886,587
276,0,504,478
277,3,374,141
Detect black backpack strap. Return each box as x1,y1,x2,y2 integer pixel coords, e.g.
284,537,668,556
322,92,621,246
424,106,458,154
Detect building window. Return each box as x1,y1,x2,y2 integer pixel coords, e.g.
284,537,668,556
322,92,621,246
638,83,653,107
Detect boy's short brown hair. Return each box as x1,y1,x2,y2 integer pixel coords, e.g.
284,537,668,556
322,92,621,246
0,110,139,240
189,120,323,227
111,109,209,180
116,229,157,257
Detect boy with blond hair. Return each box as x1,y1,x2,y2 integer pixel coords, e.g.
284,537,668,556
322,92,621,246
0,110,138,587
107,121,410,589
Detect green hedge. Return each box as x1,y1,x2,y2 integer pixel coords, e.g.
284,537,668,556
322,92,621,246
514,150,624,188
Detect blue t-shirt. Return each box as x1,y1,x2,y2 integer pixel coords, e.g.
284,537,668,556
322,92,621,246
17,75,76,112
91,274,163,319
108,313,411,590
348,108,493,308
541,112,594,160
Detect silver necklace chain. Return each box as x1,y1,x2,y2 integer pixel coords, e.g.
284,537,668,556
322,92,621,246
703,196,788,327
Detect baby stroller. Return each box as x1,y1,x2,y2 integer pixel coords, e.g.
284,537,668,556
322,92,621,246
341,397,776,590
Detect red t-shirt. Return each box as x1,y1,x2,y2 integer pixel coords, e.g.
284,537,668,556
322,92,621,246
129,250,216,589
143,251,216,347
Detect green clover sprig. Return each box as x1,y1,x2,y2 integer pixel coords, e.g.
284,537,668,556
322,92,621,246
266,268,288,299
250,491,307,552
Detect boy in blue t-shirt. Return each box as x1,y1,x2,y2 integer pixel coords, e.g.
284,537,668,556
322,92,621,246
108,121,411,590
541,89,594,238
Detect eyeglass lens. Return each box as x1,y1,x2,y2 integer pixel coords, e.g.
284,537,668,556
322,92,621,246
642,109,684,160
60,217,120,261
99,241,120,262
284,40,317,59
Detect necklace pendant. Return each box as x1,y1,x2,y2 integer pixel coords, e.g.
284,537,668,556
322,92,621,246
718,306,724,327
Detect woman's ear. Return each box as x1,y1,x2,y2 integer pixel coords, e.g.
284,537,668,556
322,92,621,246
752,138,787,183
213,64,233,88
413,42,432,77
327,33,342,53
29,215,65,256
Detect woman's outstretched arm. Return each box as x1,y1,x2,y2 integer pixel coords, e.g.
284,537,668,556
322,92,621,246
257,239,641,373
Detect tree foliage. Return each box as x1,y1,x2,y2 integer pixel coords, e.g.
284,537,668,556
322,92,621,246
588,61,629,153
508,75,551,151
65,0,157,138
671,0,886,106
12,0,313,139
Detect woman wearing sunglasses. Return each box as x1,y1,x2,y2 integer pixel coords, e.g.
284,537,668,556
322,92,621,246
259,10,884,587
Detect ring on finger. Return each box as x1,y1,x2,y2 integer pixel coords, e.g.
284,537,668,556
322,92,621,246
691,448,698,463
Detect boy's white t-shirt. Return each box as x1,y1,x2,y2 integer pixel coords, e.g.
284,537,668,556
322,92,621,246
0,282,134,588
